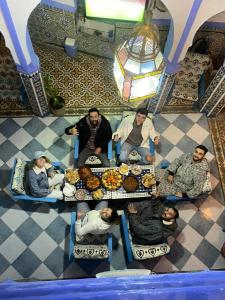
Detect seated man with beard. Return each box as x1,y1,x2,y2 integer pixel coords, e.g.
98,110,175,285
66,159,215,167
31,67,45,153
65,107,112,167
155,145,209,198
127,198,179,245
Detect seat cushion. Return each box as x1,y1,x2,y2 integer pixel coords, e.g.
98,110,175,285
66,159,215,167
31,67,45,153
132,243,170,260
74,244,109,259
11,158,26,194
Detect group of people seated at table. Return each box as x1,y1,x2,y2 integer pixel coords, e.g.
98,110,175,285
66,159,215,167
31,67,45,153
26,106,209,247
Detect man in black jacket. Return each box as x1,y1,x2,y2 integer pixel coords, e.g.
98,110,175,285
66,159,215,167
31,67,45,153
65,108,112,167
127,198,179,245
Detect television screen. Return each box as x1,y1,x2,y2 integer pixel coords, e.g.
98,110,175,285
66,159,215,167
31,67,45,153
85,0,146,22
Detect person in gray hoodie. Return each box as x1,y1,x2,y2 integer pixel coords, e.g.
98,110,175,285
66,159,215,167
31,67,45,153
27,151,64,199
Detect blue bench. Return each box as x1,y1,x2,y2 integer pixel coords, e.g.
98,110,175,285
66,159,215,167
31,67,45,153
9,159,62,203
121,214,170,262
69,212,112,262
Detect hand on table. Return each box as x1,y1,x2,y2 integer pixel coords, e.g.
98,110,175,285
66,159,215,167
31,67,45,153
167,174,174,184
127,203,138,214
94,147,102,155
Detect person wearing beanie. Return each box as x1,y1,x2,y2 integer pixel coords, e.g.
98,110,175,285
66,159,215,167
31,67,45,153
26,151,64,199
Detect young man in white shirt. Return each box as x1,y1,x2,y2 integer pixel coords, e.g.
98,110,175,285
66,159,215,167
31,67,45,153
76,201,119,242
113,108,159,164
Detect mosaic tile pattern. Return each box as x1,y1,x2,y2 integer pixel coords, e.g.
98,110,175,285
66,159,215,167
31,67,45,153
0,113,225,281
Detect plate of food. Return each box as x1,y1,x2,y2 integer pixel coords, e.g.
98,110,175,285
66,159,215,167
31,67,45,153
131,165,142,176
74,189,86,201
92,189,104,200
102,169,123,191
122,175,139,193
78,166,92,180
65,169,80,184
119,163,129,175
85,175,101,191
142,173,156,188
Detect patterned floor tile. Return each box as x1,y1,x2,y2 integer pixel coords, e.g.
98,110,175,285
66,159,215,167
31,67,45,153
165,147,184,163
165,240,192,269
173,114,195,133
0,253,10,276
160,114,179,123
176,203,198,223
48,138,72,161
0,119,20,138
0,132,6,144
8,128,33,150
13,117,31,127
194,239,220,268
212,255,225,270
29,232,58,262
199,196,225,222
31,263,56,280
0,219,13,244
0,140,19,162
185,113,202,123
0,234,27,264
197,114,210,131
153,256,178,273
0,191,15,216
176,135,198,154
204,223,225,250
189,210,214,237
1,204,29,231
62,261,88,279
23,117,46,137
0,265,24,281
162,124,184,145
35,127,58,149
48,118,71,136
156,136,174,157
31,204,58,230
45,216,69,244
181,255,207,272
44,246,70,277
187,124,209,144
176,225,203,253
12,248,42,278
21,139,46,160
15,218,43,246
153,115,170,134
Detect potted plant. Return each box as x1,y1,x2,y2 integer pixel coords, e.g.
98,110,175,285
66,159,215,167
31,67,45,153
44,75,65,116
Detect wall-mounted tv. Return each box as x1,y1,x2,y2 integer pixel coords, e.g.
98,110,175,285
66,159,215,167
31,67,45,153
85,0,146,22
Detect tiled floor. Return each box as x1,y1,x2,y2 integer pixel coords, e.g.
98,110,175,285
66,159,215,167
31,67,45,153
0,113,225,281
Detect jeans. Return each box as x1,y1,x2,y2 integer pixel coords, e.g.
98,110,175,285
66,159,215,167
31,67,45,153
78,148,110,167
120,141,151,165
77,200,108,213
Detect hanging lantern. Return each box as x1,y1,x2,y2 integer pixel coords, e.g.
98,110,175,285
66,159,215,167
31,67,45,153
114,11,165,107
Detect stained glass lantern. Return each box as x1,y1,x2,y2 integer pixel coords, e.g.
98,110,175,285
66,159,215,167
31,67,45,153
114,21,165,107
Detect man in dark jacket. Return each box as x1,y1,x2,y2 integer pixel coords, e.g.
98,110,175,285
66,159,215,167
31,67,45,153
127,198,179,245
65,108,112,167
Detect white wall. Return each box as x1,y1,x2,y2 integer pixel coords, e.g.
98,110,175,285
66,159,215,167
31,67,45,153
7,0,41,65
208,11,225,23
162,0,225,64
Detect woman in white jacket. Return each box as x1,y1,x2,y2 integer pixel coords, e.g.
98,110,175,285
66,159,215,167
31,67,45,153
113,108,159,164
